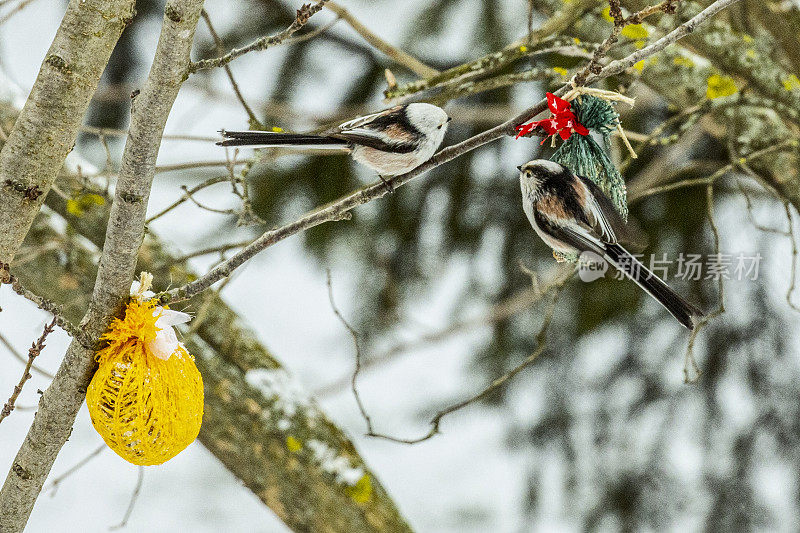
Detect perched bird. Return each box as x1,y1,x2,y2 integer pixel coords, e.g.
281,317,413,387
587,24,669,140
218,103,450,190
518,159,704,329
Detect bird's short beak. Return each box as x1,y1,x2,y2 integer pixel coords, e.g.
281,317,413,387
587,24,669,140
516,165,522,171
447,117,452,122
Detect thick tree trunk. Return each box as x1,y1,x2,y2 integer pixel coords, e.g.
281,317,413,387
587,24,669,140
0,0,136,264
0,73,413,533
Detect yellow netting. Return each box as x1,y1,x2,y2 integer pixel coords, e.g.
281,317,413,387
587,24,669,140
86,299,204,466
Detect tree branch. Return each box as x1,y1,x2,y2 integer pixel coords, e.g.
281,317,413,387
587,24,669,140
0,72,413,532
0,261,90,346
325,1,439,78
189,0,330,73
0,0,135,264
164,0,742,304
0,318,55,424
0,2,205,530
366,272,570,445
587,0,742,82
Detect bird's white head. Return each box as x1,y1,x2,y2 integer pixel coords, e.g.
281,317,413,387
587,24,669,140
405,103,450,142
518,159,566,195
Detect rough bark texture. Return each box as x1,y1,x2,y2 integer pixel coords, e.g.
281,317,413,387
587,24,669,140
16,210,413,533
0,82,412,533
45,185,413,532
0,1,206,529
0,0,136,264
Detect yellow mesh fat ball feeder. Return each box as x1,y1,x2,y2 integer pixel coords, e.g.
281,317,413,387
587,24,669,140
86,273,204,466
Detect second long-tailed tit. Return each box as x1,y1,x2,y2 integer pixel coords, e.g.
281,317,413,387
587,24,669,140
218,103,450,190
518,159,704,330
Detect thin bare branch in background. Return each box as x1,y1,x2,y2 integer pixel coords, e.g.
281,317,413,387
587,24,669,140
108,467,144,531
0,0,39,26
0,318,55,424
783,202,800,313
325,1,439,78
736,164,800,314
163,0,745,304
172,240,253,263
79,125,218,142
364,275,568,445
223,148,263,226
0,332,55,380
684,184,724,383
180,184,238,216
316,267,568,398
189,0,330,73
154,160,246,174
145,175,230,224
0,262,90,346
200,10,259,126
282,15,340,46
326,270,375,433
630,140,799,202
45,445,106,496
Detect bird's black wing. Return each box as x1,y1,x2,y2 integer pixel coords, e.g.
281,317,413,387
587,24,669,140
333,105,419,154
576,174,643,246
330,130,417,154
533,209,606,256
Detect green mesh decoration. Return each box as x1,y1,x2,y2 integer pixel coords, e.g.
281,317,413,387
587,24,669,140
552,95,629,221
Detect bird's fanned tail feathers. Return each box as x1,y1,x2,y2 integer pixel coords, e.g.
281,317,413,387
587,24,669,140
604,243,704,330
217,130,349,148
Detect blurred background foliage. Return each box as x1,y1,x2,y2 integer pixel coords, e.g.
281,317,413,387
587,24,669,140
74,0,800,529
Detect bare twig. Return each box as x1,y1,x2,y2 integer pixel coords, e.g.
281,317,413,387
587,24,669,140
200,10,259,126
736,180,790,236
145,175,230,224
781,201,800,313
45,445,105,495
630,140,798,201
79,125,217,142
736,164,800,313
0,262,90,347
189,1,330,73
0,0,38,26
315,266,571,397
172,240,253,263
365,279,567,445
163,0,743,304
0,332,55,380
180,184,238,216
282,16,340,45
684,184,724,383
326,270,374,433
155,160,246,174
109,467,144,530
0,318,55,424
325,1,438,78
0,3,206,528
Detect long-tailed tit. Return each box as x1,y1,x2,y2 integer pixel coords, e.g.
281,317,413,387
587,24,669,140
518,159,704,330
218,103,450,190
